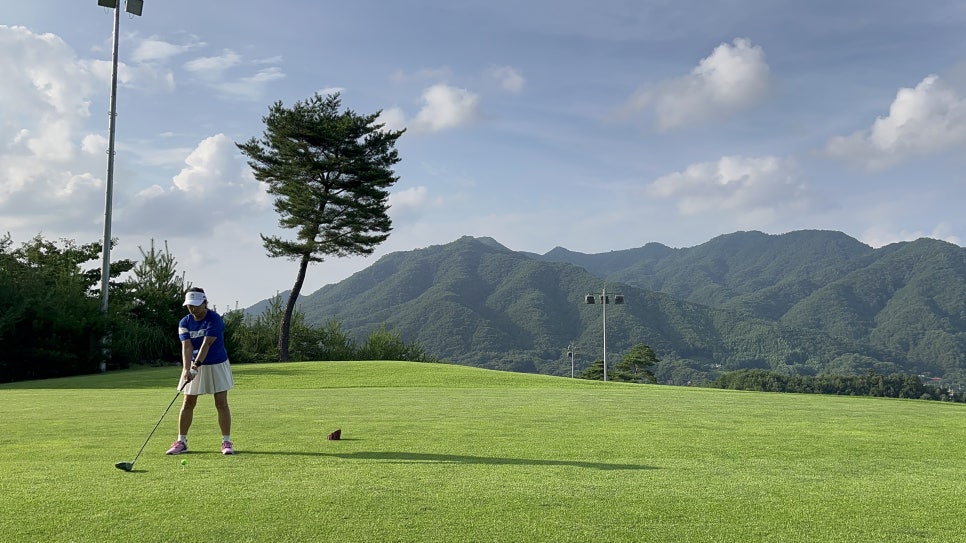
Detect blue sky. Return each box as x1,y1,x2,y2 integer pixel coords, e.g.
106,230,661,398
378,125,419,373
3,0,966,308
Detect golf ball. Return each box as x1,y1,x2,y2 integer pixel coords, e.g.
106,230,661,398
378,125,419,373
180,459,187,465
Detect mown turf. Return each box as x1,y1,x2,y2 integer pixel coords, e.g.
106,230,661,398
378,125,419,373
1,362,964,542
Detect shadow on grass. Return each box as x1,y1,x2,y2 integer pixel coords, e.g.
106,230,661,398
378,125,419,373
242,450,655,471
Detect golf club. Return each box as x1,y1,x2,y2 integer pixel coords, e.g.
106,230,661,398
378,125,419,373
115,370,194,472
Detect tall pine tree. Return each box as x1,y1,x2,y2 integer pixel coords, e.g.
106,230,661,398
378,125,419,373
237,93,405,361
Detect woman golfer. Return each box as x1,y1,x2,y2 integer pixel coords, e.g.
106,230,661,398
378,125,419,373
166,287,235,456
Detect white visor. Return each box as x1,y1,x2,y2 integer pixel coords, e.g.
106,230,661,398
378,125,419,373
183,291,206,307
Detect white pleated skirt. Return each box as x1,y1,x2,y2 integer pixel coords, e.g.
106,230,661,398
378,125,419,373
177,361,234,395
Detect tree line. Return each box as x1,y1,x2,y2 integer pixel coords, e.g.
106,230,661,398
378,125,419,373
0,233,437,384
709,368,963,402
225,295,438,364
574,346,963,404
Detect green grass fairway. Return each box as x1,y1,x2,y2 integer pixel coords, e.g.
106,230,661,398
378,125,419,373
2,362,965,542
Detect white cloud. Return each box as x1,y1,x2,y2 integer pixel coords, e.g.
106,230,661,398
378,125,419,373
377,107,407,132
25,117,74,161
0,25,95,124
81,133,108,155
84,42,176,94
488,65,525,93
317,86,346,97
182,50,284,100
646,155,816,225
118,133,269,236
217,66,286,100
0,26,104,234
860,223,963,248
172,134,239,193
623,38,771,130
184,49,242,78
388,185,444,223
411,84,480,133
380,84,481,134
825,75,966,170
133,38,197,63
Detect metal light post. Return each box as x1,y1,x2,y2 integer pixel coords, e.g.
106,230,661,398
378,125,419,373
567,343,577,378
585,286,624,381
97,0,143,371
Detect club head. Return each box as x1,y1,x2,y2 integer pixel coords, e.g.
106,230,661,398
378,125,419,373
115,461,134,472
327,429,341,440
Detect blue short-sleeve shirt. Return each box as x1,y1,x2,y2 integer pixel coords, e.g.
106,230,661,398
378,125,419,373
178,310,229,364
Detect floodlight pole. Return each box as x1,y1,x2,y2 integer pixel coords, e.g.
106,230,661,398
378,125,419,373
567,343,577,378
97,0,141,371
602,287,608,381
585,286,624,382
99,2,119,318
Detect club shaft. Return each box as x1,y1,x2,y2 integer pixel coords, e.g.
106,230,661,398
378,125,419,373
127,379,189,468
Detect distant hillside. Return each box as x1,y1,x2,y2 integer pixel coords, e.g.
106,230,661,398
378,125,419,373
535,230,966,381
537,230,876,316
252,231,966,386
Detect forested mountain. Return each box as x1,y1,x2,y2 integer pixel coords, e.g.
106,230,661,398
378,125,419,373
273,231,966,386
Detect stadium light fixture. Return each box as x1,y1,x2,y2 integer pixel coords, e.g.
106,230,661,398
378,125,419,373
126,0,143,16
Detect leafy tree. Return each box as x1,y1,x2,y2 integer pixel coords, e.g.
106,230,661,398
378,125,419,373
0,234,22,338
580,359,606,380
613,343,658,383
226,295,291,363
114,240,189,364
359,324,414,361
313,319,358,361
237,92,405,362
0,234,133,381
225,296,354,363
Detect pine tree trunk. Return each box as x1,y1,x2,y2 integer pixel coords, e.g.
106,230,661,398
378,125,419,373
278,253,310,362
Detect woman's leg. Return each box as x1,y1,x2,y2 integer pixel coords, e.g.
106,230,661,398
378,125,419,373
179,394,198,435
214,390,231,436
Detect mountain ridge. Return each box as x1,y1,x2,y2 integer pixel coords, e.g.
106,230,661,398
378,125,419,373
249,231,966,385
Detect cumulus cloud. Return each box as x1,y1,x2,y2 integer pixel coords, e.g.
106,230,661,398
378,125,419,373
379,84,481,134
0,25,95,131
488,65,525,93
825,75,966,170
646,155,817,225
0,26,104,233
172,134,239,193
623,38,771,130
411,84,480,132
0,25,190,237
376,107,407,132
118,133,268,235
81,133,108,155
